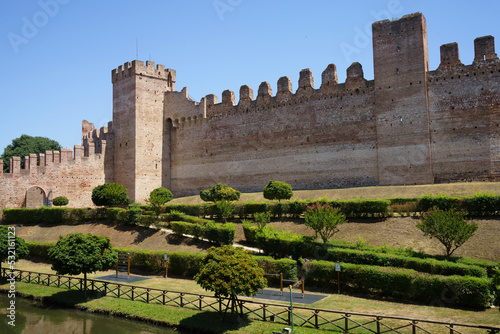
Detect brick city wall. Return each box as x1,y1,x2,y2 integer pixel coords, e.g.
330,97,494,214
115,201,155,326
1,12,499,208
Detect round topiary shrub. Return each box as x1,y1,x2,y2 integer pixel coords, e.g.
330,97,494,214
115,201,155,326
91,183,131,207
52,196,69,207
149,187,174,204
263,180,293,202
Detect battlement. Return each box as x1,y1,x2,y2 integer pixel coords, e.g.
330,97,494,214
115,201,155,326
429,36,500,82
81,120,113,155
0,143,106,177
111,60,176,85
194,62,372,121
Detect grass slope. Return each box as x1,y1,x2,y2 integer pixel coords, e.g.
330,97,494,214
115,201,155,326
171,181,500,204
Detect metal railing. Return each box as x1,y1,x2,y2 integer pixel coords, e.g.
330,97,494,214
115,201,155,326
2,268,499,334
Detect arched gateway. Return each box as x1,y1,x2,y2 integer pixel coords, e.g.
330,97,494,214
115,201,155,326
25,186,47,208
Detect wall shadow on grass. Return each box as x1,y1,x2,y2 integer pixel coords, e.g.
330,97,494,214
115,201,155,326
178,311,249,334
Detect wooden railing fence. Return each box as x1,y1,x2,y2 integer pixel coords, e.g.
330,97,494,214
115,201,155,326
2,268,499,334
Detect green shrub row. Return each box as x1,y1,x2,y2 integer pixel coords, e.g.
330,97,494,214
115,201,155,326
24,242,297,280
303,260,491,309
417,193,500,216
2,207,132,225
170,221,235,245
157,199,392,219
245,225,491,278
326,248,487,278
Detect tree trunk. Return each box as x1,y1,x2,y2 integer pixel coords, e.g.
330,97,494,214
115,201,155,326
84,272,87,299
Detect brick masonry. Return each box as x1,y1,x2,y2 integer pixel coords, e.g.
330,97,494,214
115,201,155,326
1,12,499,208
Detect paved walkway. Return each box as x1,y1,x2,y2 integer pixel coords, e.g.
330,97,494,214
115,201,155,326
152,225,263,253
244,289,328,305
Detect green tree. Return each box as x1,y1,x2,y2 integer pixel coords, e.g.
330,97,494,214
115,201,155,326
304,203,346,244
263,180,293,202
48,233,117,294
416,207,478,256
52,196,69,207
194,245,266,315
1,134,61,172
200,183,240,202
91,183,131,207
215,200,235,222
253,211,271,230
146,187,173,217
0,226,29,277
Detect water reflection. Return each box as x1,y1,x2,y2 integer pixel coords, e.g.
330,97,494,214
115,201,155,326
0,294,176,334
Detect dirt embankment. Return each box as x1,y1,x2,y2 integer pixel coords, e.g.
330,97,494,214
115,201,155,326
11,217,500,261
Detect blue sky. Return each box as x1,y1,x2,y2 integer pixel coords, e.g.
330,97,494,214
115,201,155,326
1,1,499,154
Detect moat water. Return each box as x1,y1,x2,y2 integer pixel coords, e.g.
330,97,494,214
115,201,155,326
0,294,177,334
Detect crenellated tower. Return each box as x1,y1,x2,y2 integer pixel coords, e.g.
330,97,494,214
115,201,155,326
373,13,433,185
111,60,176,202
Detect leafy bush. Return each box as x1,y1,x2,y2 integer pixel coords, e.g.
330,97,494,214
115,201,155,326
417,208,478,256
200,183,240,202
146,187,173,216
52,196,69,207
91,183,131,207
304,203,346,244
253,211,271,229
217,187,241,202
263,180,293,202
216,200,235,222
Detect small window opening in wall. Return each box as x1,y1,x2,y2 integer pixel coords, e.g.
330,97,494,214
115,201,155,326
397,46,401,52
155,164,157,169
483,54,486,61
396,68,399,75
120,143,121,147
125,143,128,146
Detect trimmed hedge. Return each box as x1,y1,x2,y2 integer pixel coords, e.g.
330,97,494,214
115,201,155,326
164,204,207,217
248,226,492,278
25,241,54,259
152,199,392,219
417,193,500,216
254,256,298,282
303,260,491,309
170,221,235,245
24,242,297,280
326,248,487,278
2,207,128,225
